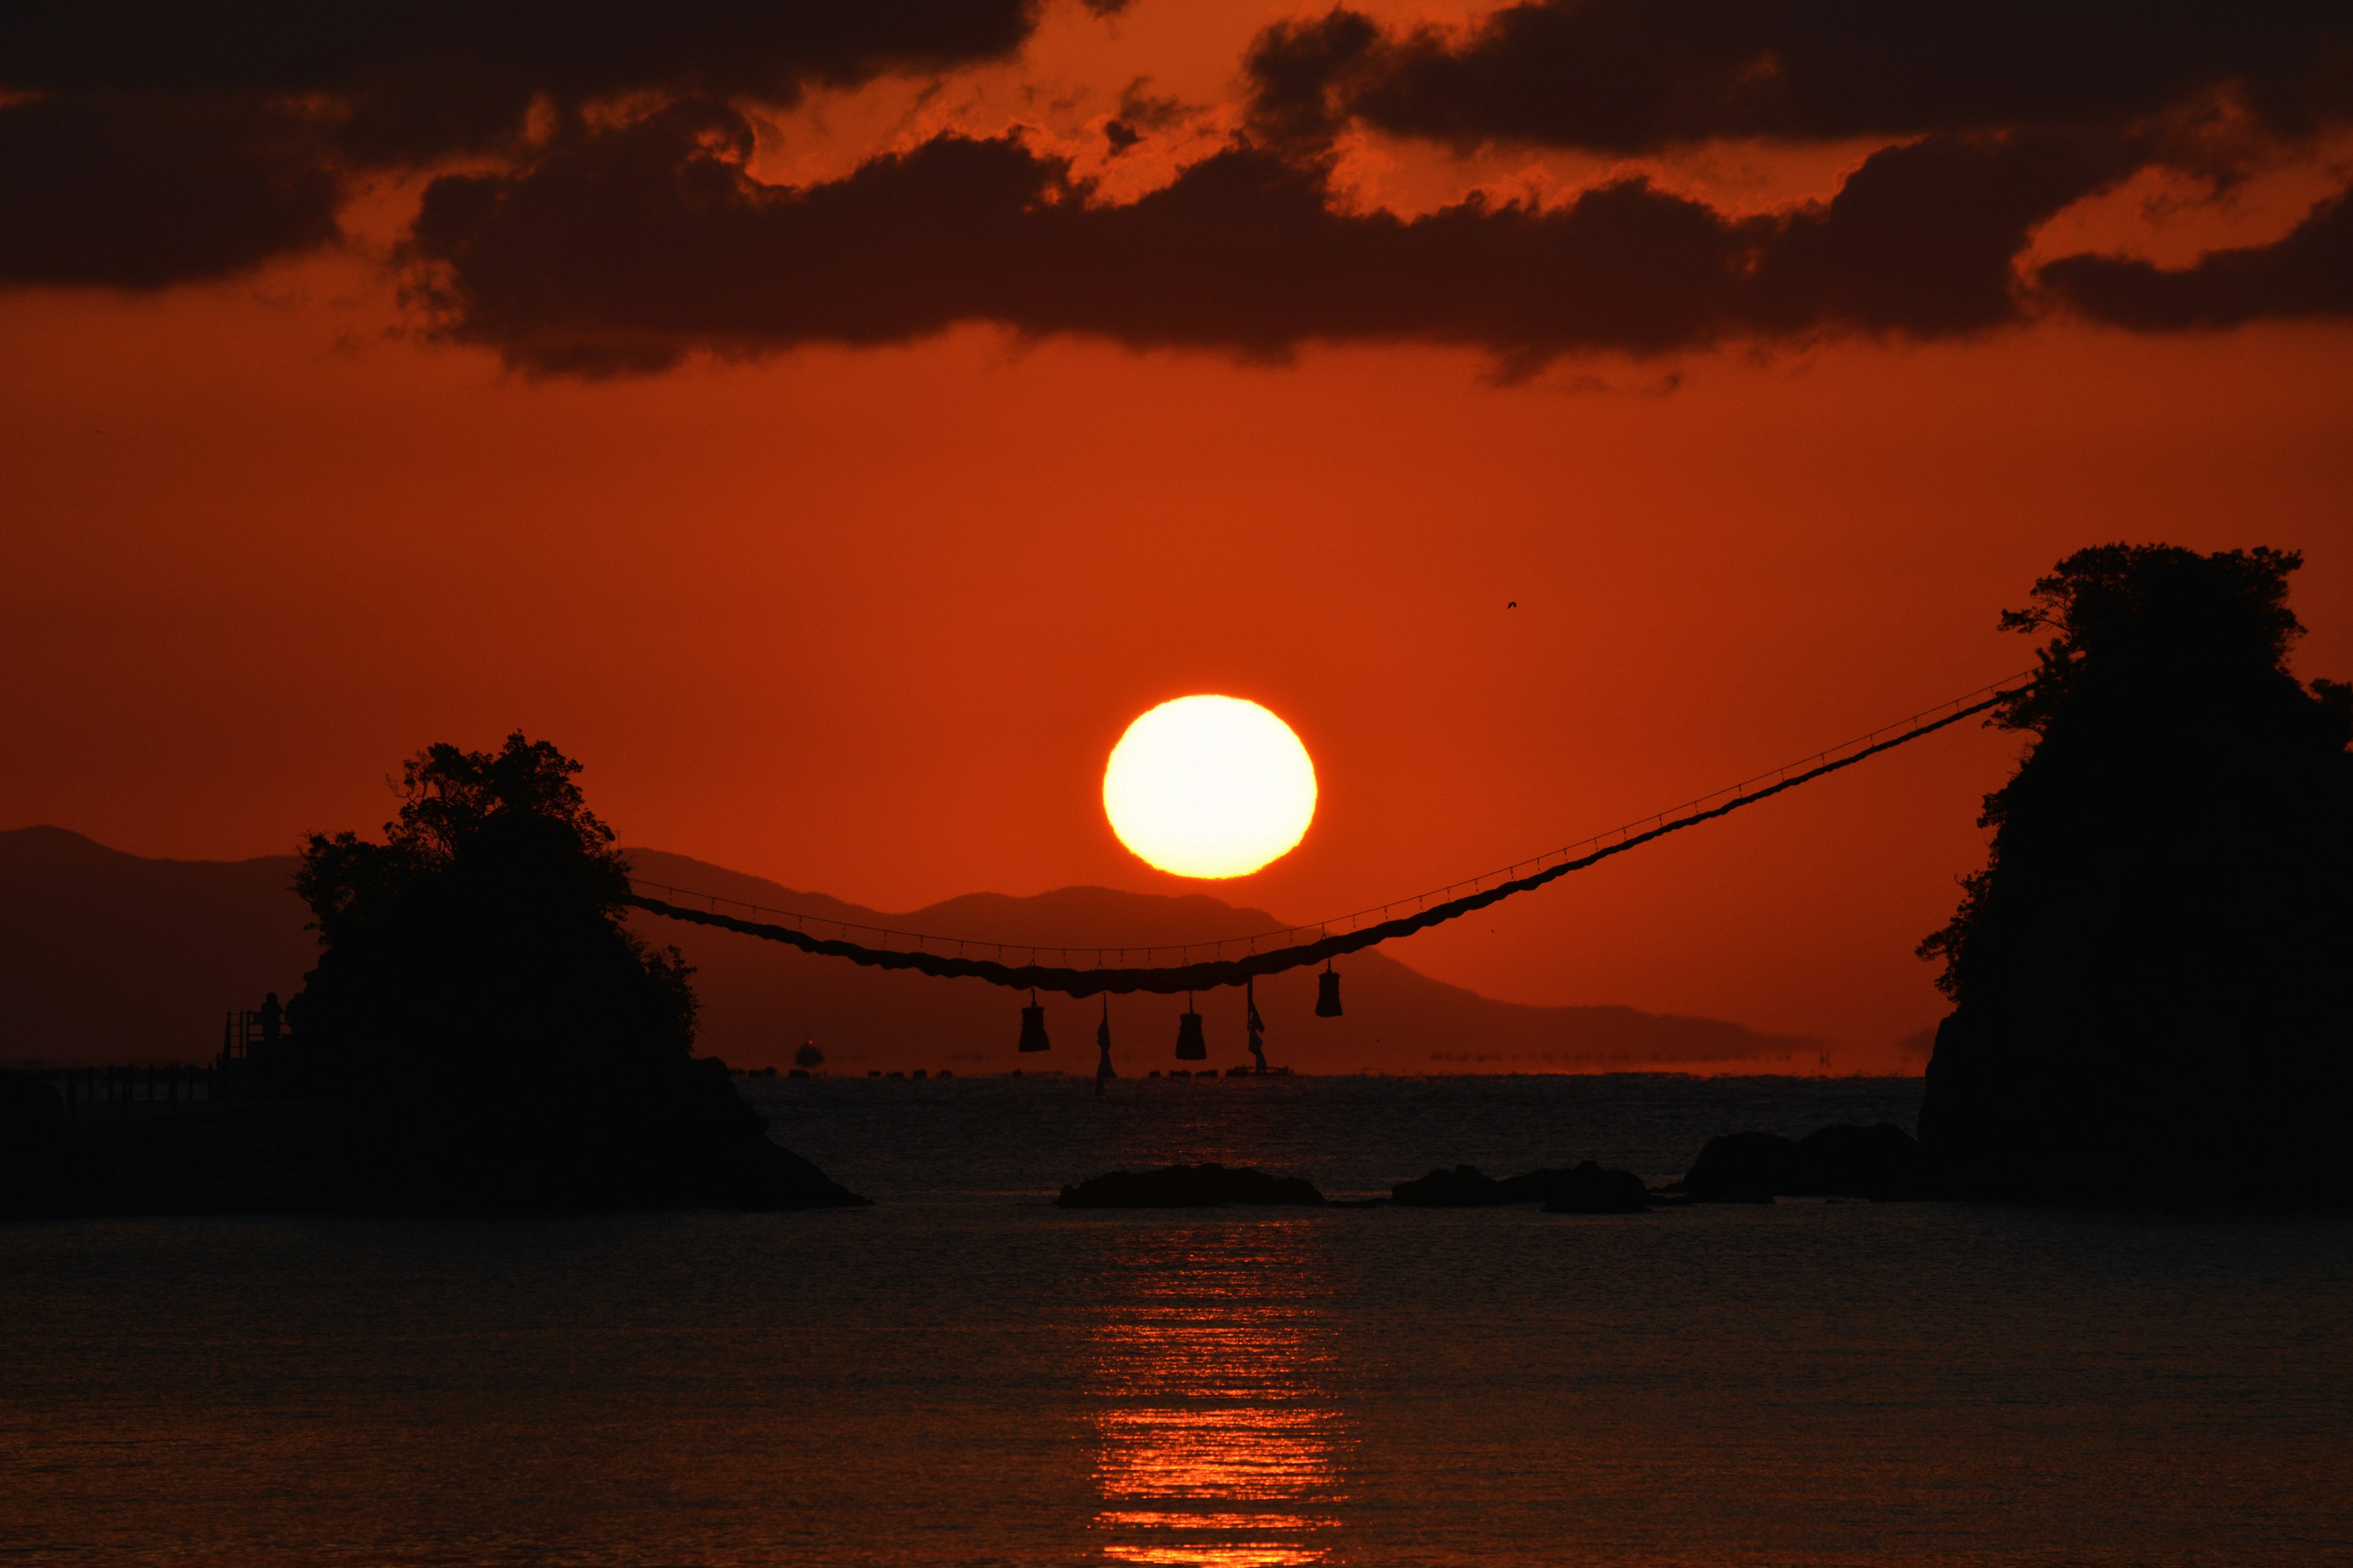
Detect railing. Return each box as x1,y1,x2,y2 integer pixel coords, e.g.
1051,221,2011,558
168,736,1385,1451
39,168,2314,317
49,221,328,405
31,1063,222,1124
221,1008,290,1060
25,1007,295,1122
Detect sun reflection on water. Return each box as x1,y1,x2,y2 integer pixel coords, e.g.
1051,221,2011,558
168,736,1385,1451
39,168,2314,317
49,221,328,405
1087,1220,1348,1566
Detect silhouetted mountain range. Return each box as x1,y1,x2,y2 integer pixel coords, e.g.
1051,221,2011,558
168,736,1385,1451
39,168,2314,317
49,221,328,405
1,827,1830,1075
0,827,316,1066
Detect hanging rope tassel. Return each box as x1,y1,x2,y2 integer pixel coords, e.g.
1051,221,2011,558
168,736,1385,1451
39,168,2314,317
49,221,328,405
1018,988,1051,1052
1316,961,1343,1018
1095,998,1115,1094
1246,975,1268,1072
1173,992,1207,1061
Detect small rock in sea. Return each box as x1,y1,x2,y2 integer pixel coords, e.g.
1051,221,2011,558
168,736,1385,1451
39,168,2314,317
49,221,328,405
1681,1124,1923,1202
1055,1162,1326,1208
1538,1161,1651,1214
1391,1164,1516,1206
1390,1161,1651,1210
1683,1131,1798,1202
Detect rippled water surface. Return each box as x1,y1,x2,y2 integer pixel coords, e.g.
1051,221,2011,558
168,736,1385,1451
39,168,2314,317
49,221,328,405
6,1074,2350,1566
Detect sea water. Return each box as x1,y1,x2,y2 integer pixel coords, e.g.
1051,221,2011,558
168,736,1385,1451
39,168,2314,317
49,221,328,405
4,1074,2349,1566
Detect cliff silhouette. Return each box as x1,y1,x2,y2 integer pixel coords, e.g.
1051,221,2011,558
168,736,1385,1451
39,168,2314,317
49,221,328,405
1918,546,2353,1203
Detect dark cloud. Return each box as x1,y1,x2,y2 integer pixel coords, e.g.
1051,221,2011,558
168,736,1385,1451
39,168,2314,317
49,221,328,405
1244,1,2353,153
1748,132,2141,337
1218,1,2353,357
6,0,2347,349
401,103,1747,375
400,102,2186,376
0,93,339,287
0,0,1040,287
0,1,1041,163
2041,191,2353,329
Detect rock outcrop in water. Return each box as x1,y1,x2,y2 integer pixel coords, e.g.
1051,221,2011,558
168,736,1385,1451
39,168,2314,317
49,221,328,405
1915,547,2353,1205
1390,1161,1649,1211
1391,1164,1520,1205
1681,1124,1922,1202
279,734,869,1213
1,735,868,1217
1539,1161,1652,1213
1056,1162,1325,1208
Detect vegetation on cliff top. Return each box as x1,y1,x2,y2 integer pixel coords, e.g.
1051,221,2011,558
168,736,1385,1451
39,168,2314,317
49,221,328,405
287,732,861,1210
292,733,697,1104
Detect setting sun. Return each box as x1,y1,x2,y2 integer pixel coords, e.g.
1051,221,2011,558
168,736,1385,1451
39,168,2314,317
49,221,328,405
1103,696,1317,879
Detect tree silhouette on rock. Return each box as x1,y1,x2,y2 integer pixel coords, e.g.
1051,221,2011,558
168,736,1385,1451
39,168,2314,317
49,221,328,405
1917,545,2353,1203
292,733,865,1210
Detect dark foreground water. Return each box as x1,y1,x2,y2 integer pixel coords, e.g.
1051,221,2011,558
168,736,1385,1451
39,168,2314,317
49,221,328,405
5,1074,2350,1566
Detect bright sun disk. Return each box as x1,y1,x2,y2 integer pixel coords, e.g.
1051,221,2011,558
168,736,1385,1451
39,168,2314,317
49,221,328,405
1103,695,1317,879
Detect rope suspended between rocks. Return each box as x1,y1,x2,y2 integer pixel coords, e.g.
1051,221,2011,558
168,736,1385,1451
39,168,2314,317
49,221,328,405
624,675,2032,997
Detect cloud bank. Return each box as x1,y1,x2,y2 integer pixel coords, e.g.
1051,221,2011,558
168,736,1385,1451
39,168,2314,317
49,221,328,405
0,0,1038,285
1241,0,2352,151
407,104,2157,375
3,0,2348,369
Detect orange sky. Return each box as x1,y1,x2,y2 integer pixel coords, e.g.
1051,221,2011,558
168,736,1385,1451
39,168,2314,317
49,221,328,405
4,0,2349,1063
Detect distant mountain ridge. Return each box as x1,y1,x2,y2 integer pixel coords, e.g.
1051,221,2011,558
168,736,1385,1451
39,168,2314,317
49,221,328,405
0,827,313,1066
0,827,1830,1074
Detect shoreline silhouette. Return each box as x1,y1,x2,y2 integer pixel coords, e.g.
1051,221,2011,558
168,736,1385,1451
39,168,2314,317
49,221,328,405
6,546,2346,1219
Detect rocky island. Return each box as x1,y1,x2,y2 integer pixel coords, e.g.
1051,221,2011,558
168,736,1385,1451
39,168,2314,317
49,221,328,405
1,735,866,1216
1916,547,2352,1205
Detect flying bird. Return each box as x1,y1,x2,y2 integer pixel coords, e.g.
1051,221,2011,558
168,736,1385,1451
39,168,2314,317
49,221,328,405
1507,600,1517,609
